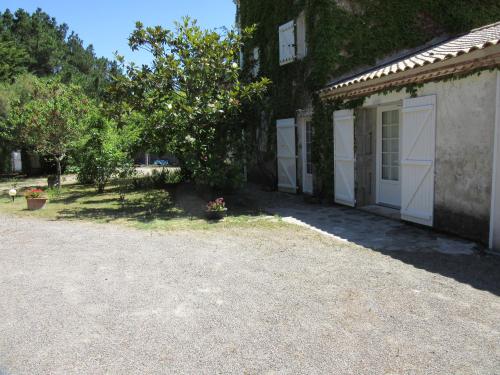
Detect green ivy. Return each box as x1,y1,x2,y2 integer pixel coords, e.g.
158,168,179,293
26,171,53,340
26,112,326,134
239,0,500,199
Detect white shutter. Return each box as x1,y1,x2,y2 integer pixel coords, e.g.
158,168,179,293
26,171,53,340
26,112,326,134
401,95,436,226
334,110,355,206
279,20,295,66
252,47,260,77
296,12,307,59
277,118,297,193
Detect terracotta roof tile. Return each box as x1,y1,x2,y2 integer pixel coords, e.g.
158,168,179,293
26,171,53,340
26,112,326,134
321,21,500,93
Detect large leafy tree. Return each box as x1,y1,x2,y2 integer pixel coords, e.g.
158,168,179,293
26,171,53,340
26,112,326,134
9,78,90,187
113,17,270,189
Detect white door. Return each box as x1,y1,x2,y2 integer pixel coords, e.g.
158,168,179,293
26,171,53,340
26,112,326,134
277,118,297,193
11,151,22,172
301,120,313,194
334,110,355,206
401,95,436,227
376,106,401,208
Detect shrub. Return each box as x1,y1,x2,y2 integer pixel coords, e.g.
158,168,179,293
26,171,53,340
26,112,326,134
74,113,136,192
131,168,183,189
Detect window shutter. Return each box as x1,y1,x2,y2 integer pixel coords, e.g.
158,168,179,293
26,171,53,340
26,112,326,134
279,20,296,66
296,12,307,59
401,95,436,226
334,110,356,207
252,47,260,76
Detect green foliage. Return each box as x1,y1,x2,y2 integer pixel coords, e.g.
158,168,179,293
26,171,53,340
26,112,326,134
8,77,90,185
0,39,28,82
75,111,137,192
0,8,120,98
113,17,270,189
131,168,183,190
239,0,500,198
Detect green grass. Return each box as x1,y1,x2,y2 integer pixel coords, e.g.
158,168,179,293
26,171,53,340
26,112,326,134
0,179,285,232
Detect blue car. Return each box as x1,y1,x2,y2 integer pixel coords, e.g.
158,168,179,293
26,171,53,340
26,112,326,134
153,159,169,166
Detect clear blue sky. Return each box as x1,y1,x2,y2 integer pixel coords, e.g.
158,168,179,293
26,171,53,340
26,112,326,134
2,0,236,65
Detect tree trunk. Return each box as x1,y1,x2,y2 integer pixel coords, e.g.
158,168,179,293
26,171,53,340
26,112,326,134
55,157,62,189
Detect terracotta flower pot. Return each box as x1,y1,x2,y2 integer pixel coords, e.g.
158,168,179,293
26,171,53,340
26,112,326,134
26,198,47,210
206,208,227,221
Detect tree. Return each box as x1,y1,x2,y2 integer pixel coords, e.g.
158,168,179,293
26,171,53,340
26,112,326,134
74,111,139,192
113,17,269,189
0,39,28,82
0,8,121,98
10,78,90,187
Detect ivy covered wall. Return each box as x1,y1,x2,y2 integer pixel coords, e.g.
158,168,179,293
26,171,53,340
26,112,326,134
239,0,500,198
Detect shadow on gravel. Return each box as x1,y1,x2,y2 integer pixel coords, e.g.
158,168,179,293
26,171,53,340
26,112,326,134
246,185,500,297
379,249,500,296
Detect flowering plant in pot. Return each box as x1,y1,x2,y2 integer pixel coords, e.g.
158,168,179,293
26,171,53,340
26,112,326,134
206,198,227,220
25,188,47,210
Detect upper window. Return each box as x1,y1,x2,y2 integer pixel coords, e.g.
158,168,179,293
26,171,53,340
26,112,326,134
278,13,307,66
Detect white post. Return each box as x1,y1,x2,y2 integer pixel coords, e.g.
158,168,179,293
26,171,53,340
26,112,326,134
489,71,500,251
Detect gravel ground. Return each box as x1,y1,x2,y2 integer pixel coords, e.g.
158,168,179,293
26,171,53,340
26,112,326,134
0,214,499,375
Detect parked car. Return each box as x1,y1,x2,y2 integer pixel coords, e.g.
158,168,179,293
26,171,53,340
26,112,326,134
153,159,169,166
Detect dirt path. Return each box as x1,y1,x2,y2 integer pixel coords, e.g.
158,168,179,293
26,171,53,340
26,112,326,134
0,214,499,374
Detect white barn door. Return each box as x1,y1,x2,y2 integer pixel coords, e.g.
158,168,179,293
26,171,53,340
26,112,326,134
333,110,355,206
401,95,436,226
277,118,297,193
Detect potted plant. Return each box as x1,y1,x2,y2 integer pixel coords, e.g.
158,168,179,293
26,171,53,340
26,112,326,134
25,188,47,210
206,197,227,220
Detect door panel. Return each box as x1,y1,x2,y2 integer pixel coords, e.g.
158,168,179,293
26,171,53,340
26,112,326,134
401,95,436,226
302,120,313,194
334,110,355,206
277,118,297,193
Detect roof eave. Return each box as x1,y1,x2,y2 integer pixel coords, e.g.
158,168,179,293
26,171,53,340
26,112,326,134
319,44,500,101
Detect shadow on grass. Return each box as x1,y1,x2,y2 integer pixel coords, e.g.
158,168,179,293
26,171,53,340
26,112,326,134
53,183,266,225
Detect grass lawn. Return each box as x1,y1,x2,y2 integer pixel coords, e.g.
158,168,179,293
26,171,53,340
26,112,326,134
0,176,284,231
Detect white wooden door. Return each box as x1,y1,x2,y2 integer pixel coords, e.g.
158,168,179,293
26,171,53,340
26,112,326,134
277,118,297,193
11,151,22,172
334,110,355,206
301,120,313,194
401,95,436,226
377,106,401,208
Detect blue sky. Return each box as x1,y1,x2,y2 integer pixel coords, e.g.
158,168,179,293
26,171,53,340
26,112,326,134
2,0,236,65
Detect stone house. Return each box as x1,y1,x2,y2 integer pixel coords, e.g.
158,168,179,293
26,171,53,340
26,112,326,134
236,1,500,250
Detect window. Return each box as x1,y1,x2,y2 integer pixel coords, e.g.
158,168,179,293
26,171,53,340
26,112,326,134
279,20,295,65
381,110,399,181
306,121,312,174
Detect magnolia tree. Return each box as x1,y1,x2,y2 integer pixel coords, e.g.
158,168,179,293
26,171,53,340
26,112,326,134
11,78,89,187
114,17,270,189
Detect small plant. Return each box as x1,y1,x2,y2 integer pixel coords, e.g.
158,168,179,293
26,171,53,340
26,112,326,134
206,198,227,220
25,188,45,199
206,198,226,212
47,187,62,200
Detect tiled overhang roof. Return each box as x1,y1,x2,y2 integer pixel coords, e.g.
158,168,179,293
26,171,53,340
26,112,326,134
319,21,500,100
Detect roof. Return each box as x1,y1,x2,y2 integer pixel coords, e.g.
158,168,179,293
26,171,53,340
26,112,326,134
319,21,500,99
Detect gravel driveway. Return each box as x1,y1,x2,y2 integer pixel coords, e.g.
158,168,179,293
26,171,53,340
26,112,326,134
0,214,499,374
